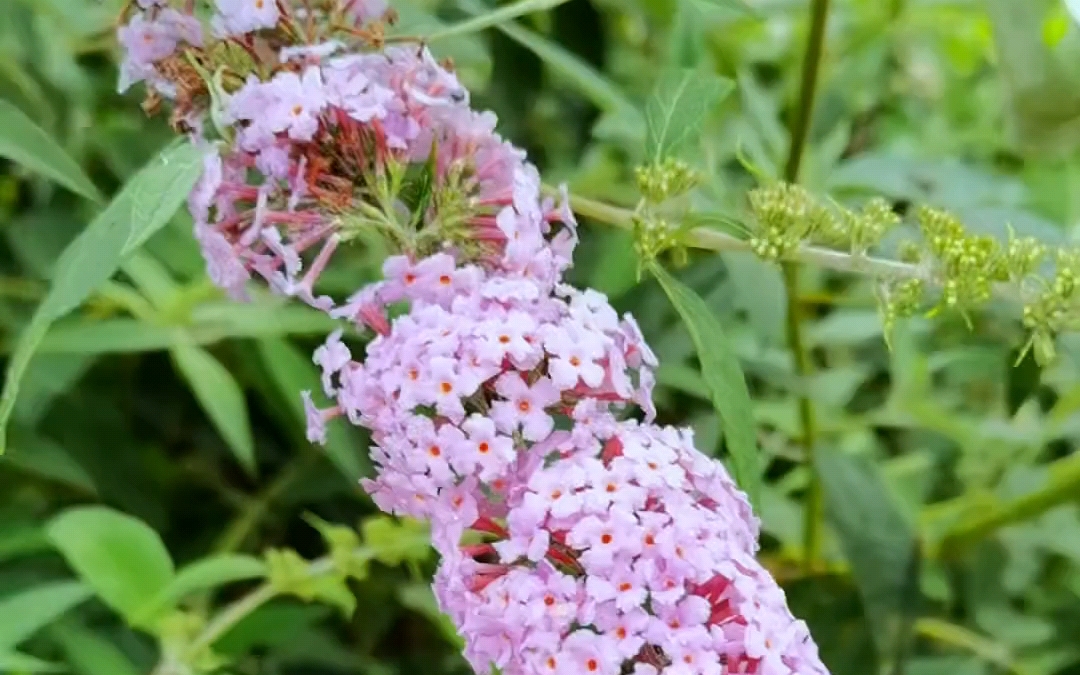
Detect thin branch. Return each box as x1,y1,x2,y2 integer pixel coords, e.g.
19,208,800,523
568,192,930,281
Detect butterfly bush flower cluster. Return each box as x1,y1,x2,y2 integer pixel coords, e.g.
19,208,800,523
118,2,830,674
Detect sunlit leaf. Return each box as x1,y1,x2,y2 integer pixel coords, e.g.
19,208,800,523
47,506,175,624
0,140,204,453
171,344,256,475
0,99,100,202
649,262,761,508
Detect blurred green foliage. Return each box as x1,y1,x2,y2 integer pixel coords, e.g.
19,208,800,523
3,0,1080,674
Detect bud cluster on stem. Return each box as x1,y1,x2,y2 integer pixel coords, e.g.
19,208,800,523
117,2,831,674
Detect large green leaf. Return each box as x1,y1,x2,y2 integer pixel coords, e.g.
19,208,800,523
816,447,920,663
256,338,368,482
645,68,734,163
0,581,92,649
133,553,267,625
46,506,175,624
649,262,761,509
171,344,256,475
52,623,141,675
0,140,204,453
0,99,101,202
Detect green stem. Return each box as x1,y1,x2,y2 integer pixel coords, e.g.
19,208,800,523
184,582,280,657
565,193,1027,304
153,552,348,674
783,0,831,570
783,0,831,185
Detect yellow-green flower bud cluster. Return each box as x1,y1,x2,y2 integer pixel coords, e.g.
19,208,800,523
1022,248,1080,364
918,206,1004,312
746,183,832,261
633,215,687,269
635,158,700,204
880,277,925,346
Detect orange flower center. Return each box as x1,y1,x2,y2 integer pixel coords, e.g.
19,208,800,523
440,382,453,394
428,445,441,457
517,400,531,413
600,534,613,545
478,442,490,454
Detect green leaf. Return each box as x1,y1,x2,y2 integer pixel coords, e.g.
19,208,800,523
361,516,432,567
52,623,141,675
4,430,96,494
645,68,734,162
38,319,189,355
171,344,256,475
649,262,760,509
0,523,50,564
0,99,101,202
986,0,1080,154
133,554,266,624
459,0,640,122
816,447,920,662
256,338,368,482
0,651,64,672
0,140,204,453
310,575,356,618
46,506,175,624
0,581,92,649
427,0,570,41
397,583,463,648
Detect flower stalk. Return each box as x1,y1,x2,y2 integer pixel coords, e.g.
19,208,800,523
783,0,831,570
